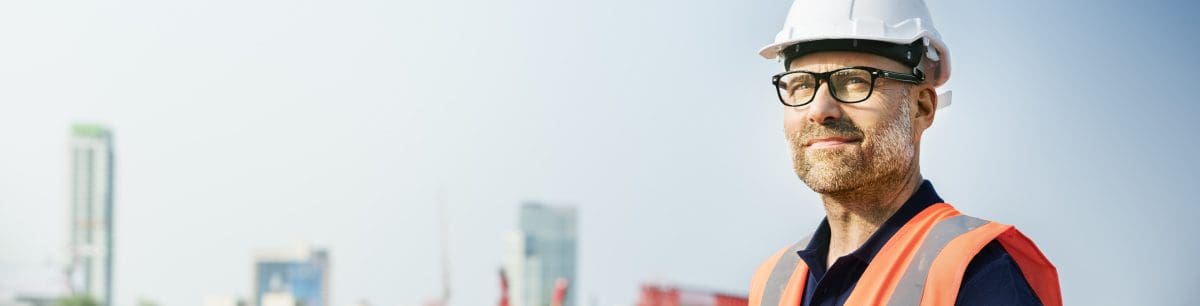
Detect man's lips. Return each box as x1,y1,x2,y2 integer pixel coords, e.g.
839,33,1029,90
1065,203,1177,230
804,137,861,149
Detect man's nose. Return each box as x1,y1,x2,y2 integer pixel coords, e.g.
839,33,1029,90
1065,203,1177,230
805,83,844,125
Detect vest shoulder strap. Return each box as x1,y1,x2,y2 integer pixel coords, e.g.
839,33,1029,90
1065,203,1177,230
853,205,1061,306
994,227,1062,306
748,235,810,306
845,203,963,305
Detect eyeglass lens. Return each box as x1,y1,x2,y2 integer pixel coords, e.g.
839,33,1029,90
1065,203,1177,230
776,68,874,105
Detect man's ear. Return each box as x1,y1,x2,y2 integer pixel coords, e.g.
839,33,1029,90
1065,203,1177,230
913,86,937,128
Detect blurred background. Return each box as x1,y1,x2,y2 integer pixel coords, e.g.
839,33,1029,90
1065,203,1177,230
1,0,1198,305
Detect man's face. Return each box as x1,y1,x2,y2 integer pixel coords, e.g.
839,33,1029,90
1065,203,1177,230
784,51,927,194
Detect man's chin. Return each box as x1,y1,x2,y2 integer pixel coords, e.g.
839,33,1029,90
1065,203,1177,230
799,172,864,194
795,161,868,194
793,151,868,190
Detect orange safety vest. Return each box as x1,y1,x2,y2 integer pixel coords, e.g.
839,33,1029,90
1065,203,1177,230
747,203,1061,306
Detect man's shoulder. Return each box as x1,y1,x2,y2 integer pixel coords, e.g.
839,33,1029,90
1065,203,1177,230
957,239,1043,305
748,243,804,302
752,240,806,273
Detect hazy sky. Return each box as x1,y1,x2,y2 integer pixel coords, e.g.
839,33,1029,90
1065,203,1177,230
1,0,1198,305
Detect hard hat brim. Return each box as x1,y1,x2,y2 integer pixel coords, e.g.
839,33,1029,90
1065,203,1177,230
760,35,952,89
759,35,921,60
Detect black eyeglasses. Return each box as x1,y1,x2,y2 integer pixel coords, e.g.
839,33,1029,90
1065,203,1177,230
771,66,924,107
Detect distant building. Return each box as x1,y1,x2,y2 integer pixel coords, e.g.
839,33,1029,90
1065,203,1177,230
506,202,578,306
259,293,299,306
66,124,115,306
204,295,246,306
0,263,70,306
635,283,747,306
253,245,329,306
0,295,57,306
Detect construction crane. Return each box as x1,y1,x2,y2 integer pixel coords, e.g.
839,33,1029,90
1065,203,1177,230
425,191,452,306
635,283,747,306
498,270,509,306
551,278,569,306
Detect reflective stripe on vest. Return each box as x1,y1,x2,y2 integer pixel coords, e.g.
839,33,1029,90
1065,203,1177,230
885,215,988,305
755,235,812,306
747,203,1061,306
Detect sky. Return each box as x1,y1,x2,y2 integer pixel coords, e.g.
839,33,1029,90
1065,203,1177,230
1,0,1198,305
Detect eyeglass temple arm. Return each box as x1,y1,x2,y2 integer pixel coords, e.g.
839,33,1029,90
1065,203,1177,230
879,69,925,84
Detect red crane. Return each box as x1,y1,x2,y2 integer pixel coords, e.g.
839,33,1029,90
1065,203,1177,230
498,269,510,306
636,283,747,306
551,278,569,306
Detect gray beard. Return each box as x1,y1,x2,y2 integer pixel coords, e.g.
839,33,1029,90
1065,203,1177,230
789,99,915,195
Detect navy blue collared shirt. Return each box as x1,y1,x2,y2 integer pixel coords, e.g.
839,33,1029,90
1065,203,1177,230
796,181,1042,306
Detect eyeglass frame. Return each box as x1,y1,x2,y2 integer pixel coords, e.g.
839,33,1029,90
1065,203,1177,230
770,66,925,107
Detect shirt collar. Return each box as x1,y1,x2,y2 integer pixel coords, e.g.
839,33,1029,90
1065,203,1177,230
795,180,944,274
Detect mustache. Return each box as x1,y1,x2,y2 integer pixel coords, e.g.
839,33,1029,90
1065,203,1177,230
792,118,865,144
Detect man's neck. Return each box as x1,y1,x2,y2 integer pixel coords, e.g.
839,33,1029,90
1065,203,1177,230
820,169,924,268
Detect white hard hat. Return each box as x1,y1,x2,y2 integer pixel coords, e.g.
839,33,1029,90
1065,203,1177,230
760,0,953,108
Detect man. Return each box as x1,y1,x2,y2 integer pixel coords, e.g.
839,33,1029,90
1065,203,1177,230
747,1,1061,305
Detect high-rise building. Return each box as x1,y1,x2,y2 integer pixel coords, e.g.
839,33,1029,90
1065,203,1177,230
506,202,578,306
204,295,246,306
66,124,115,306
253,245,329,306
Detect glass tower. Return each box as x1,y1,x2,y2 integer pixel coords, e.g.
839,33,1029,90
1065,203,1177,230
507,202,578,306
67,124,115,306
253,246,329,306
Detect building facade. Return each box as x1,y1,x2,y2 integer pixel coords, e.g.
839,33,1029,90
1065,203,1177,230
66,124,115,306
506,202,578,306
253,245,329,306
